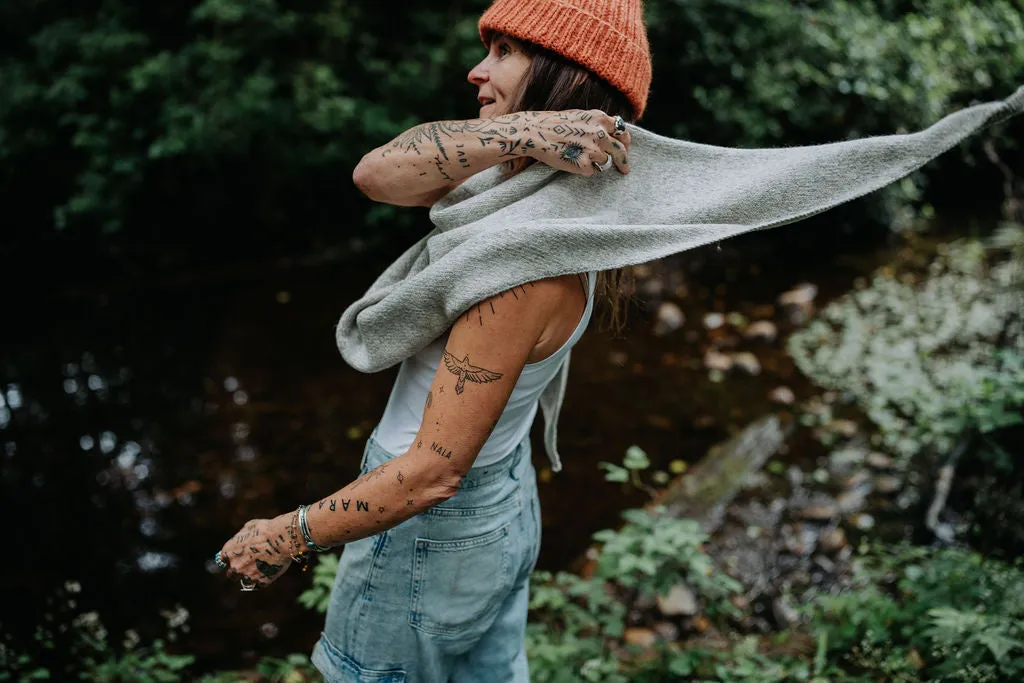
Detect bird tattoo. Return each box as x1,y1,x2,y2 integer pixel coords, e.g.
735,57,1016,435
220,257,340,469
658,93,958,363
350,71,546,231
442,349,503,394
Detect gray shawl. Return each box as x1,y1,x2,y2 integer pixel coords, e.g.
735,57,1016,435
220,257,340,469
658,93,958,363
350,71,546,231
337,86,1023,472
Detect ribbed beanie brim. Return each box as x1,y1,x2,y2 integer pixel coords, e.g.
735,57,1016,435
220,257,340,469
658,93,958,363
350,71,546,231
479,0,652,120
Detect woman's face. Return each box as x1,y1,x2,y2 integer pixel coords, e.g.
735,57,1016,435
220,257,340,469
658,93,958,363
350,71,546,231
467,33,532,119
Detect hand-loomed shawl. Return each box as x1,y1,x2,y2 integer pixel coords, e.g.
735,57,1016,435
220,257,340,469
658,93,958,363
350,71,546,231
337,86,1023,472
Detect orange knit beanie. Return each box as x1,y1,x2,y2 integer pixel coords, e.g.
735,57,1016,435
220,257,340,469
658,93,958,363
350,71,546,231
478,0,652,120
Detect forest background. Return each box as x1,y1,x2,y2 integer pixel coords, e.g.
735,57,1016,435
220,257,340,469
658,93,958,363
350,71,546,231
1,0,1022,681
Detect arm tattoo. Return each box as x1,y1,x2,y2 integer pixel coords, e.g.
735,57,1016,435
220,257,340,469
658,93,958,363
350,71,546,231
442,349,503,394
351,462,388,489
431,442,453,459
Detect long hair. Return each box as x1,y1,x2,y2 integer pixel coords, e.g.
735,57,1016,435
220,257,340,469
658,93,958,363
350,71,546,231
494,35,638,334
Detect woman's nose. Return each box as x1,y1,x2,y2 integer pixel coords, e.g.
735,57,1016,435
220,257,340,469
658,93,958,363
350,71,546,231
467,61,488,86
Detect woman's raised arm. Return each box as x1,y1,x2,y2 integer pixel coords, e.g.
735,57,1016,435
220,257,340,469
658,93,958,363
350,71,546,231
352,111,631,207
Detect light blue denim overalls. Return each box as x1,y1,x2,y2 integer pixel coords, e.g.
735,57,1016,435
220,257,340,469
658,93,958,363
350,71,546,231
311,428,542,682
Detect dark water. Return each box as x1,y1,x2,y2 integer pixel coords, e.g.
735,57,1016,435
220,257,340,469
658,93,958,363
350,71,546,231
0,217,906,672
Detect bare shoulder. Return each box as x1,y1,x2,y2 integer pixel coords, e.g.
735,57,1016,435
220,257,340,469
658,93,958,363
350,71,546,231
452,275,584,331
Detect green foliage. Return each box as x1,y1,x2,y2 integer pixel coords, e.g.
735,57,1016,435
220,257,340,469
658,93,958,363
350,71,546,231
1,0,1019,253
0,583,195,683
789,237,1024,460
649,0,1024,144
296,553,339,614
591,506,742,604
809,545,1024,681
599,444,652,487
526,505,742,682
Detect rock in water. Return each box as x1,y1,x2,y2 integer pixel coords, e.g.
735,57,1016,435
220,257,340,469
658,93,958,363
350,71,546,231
653,416,788,533
704,349,733,371
818,527,847,552
731,352,762,375
657,584,698,616
623,628,658,649
743,320,778,343
768,386,796,405
778,283,818,306
654,302,685,336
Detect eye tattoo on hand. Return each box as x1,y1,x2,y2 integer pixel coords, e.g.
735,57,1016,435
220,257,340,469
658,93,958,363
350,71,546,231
559,143,585,168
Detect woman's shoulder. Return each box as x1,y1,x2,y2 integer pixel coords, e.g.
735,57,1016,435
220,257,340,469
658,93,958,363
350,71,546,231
453,274,588,334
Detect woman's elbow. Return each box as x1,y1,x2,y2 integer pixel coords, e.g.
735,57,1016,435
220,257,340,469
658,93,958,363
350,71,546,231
352,157,380,199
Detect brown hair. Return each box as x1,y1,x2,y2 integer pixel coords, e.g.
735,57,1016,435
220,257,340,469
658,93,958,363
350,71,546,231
493,35,637,334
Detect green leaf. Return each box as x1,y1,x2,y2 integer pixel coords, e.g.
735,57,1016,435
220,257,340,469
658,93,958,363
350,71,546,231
623,446,650,471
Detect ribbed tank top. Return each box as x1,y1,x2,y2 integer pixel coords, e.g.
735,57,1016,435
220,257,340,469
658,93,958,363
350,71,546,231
374,271,596,467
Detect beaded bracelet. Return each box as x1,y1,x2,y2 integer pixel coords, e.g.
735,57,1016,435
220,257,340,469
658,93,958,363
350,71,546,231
298,504,332,553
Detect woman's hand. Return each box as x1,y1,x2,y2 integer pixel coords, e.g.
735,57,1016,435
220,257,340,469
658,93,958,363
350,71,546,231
216,512,301,590
526,109,631,176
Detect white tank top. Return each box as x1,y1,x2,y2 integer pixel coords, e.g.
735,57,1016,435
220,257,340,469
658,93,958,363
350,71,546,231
374,271,597,467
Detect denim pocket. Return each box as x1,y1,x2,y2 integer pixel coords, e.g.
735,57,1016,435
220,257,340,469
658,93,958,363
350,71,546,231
408,523,513,637
313,632,407,682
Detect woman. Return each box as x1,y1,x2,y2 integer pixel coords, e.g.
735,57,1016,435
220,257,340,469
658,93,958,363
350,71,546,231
215,1,653,681
215,0,1022,679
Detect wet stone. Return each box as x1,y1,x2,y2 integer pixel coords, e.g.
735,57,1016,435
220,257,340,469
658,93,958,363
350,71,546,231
743,320,778,343
784,525,819,557
657,583,699,616
866,452,895,469
772,596,800,627
768,386,796,405
794,495,840,520
703,312,725,330
828,447,867,475
778,283,818,306
652,621,680,642
818,527,847,553
830,419,858,437
873,475,903,494
731,352,762,375
850,513,876,530
623,627,658,649
837,486,870,513
840,470,872,490
654,302,685,336
704,349,733,372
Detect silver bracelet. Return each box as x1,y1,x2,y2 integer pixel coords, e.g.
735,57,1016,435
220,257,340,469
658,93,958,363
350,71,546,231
298,504,331,553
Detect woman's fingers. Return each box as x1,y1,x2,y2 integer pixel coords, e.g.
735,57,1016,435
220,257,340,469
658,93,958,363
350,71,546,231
595,114,629,174
596,134,629,175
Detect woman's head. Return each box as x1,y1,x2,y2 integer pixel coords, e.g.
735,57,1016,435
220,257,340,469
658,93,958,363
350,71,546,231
476,0,652,120
468,33,634,125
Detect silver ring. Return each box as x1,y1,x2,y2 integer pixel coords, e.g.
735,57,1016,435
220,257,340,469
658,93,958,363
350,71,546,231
214,551,228,569
593,154,614,173
240,577,256,592
612,115,626,136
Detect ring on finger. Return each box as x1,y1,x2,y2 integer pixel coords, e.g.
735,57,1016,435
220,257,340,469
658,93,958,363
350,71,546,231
214,551,228,569
612,115,627,136
593,154,614,173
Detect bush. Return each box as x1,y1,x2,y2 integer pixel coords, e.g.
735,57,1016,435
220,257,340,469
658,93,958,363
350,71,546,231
788,231,1024,461
1,0,1020,255
810,545,1024,682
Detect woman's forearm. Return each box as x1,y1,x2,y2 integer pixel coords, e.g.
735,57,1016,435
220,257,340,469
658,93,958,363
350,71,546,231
298,450,459,551
352,113,538,205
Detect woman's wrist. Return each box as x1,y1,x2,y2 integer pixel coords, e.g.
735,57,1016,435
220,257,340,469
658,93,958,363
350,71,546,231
278,509,317,555
297,504,333,552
